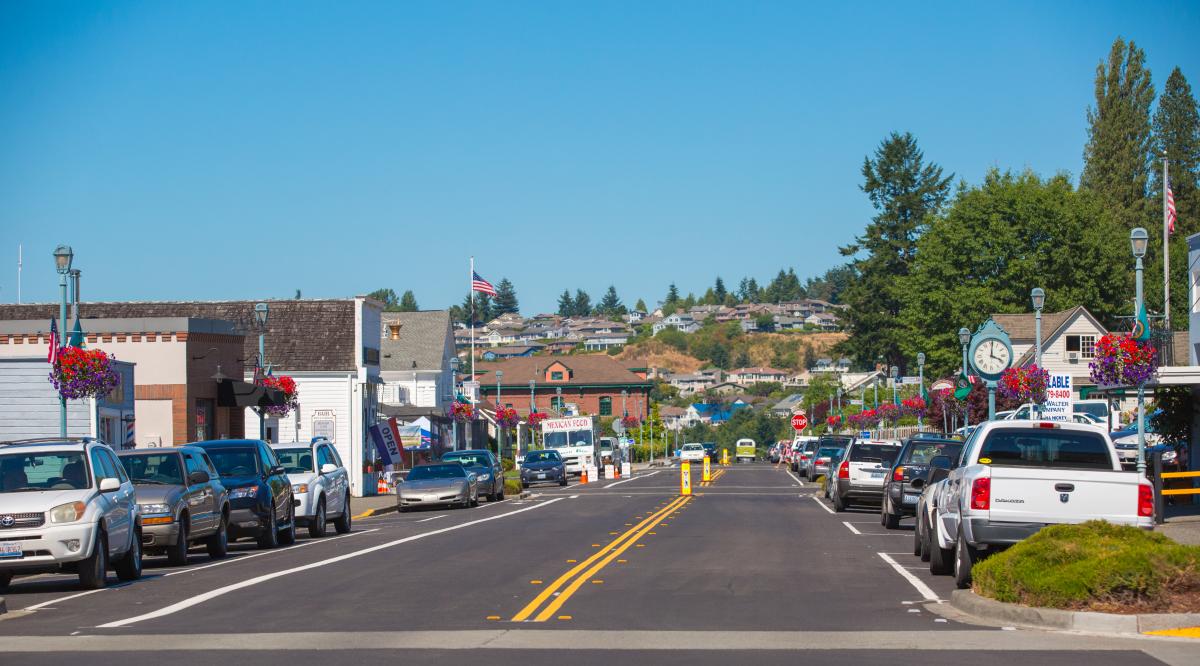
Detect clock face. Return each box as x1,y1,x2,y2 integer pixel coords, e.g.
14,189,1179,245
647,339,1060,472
972,339,1012,376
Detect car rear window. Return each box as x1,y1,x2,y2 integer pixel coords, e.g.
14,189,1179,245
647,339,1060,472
900,442,962,465
978,429,1114,470
849,444,899,464
443,453,489,467
816,447,843,459
206,448,260,477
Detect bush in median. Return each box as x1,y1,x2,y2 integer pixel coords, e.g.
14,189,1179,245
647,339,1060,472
504,477,523,496
972,521,1200,613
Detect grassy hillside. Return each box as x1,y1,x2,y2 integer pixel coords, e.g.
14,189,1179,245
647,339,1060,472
615,328,847,373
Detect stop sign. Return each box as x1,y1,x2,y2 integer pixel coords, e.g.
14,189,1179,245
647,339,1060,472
791,413,808,431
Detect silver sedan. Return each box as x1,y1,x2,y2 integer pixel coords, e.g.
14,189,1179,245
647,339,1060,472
397,463,479,512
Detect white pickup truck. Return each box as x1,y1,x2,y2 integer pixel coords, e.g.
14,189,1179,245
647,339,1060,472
930,420,1153,589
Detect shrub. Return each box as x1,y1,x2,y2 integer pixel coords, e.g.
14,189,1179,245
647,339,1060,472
972,521,1200,613
504,477,523,496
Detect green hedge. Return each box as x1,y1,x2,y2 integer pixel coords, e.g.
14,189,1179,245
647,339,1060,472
972,521,1200,611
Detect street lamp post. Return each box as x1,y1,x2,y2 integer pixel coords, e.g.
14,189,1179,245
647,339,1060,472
496,370,504,467
555,387,563,415
890,366,899,438
836,387,842,432
253,303,269,440
53,245,73,438
917,352,925,432
959,327,972,432
1131,228,1149,476
450,357,460,451
529,378,536,451
1031,288,1045,419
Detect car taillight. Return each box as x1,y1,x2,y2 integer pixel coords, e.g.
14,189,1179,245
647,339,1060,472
818,458,829,464
1138,484,1154,517
970,477,990,510
893,466,905,481
837,461,849,479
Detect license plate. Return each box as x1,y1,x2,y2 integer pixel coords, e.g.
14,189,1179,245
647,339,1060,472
869,471,885,479
904,494,920,503
0,542,22,559
537,473,546,480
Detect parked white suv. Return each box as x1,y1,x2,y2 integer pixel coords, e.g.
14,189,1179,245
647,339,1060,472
269,439,352,538
680,443,706,462
0,438,143,590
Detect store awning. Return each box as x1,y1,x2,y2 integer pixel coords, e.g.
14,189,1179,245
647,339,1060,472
216,379,286,409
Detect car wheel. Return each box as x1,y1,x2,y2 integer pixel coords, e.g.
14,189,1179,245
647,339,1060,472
833,491,846,512
913,515,923,556
521,482,529,490
0,572,11,590
954,529,978,589
919,515,932,562
883,504,900,530
333,494,352,534
278,504,296,545
78,529,108,590
559,475,568,487
256,505,279,549
166,517,190,566
471,490,480,508
929,521,953,575
308,497,327,538
496,486,505,501
206,513,229,559
114,528,143,582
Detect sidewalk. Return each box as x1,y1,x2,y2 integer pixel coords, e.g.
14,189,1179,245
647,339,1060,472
1159,509,1200,546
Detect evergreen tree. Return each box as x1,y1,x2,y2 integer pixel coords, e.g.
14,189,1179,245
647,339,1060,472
367,288,400,310
1150,67,1200,325
634,298,648,313
1081,37,1155,230
557,290,574,317
734,349,751,369
397,290,419,312
714,277,727,303
598,285,623,315
838,132,952,372
453,292,493,325
573,289,592,316
664,283,680,310
492,278,519,315
745,278,760,303
736,277,751,303
701,287,717,305
681,293,697,310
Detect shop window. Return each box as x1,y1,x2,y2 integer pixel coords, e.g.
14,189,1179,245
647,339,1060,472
1067,335,1097,359
599,396,612,416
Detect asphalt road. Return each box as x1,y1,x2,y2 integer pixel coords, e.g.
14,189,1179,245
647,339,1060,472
1,463,1196,664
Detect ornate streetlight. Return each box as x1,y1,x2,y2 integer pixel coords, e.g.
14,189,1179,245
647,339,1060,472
1031,288,1045,419
1131,228,1149,475
959,327,972,432
53,245,73,437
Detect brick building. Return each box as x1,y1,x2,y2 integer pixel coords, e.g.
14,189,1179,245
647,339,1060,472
472,355,652,420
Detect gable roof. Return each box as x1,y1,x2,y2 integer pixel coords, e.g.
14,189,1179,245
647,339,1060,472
380,311,452,372
473,354,651,388
0,300,363,372
990,306,1108,366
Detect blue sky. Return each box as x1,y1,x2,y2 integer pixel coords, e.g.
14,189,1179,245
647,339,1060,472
1,1,1197,313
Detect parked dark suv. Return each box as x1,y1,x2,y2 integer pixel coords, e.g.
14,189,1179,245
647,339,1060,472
118,446,231,564
880,437,963,529
441,449,505,502
193,439,295,548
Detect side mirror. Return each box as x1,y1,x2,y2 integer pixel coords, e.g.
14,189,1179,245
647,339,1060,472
99,477,121,493
270,465,285,477
188,470,210,485
320,463,337,475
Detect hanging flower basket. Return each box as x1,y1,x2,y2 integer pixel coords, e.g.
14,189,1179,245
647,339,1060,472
1089,334,1158,387
527,411,548,428
450,401,475,421
50,347,120,401
826,415,842,430
620,415,641,430
851,408,879,429
495,407,520,429
901,396,927,418
258,375,299,417
998,364,1049,403
877,403,900,423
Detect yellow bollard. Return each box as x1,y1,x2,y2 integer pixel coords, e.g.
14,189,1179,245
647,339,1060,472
680,461,692,495
721,449,729,466
702,455,711,482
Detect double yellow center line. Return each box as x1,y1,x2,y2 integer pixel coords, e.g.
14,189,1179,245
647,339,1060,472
701,469,725,486
511,494,691,622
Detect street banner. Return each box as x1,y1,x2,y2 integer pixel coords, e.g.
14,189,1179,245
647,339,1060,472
369,418,403,465
1043,374,1073,422
397,424,430,450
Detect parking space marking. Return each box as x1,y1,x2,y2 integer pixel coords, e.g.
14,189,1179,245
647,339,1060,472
98,499,564,628
811,495,835,514
416,515,448,523
842,521,862,535
877,552,940,602
162,528,380,577
786,470,804,486
22,588,108,611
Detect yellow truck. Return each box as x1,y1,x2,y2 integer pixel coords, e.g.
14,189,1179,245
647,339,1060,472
735,438,757,463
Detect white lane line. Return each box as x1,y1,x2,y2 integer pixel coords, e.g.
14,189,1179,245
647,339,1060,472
785,470,804,487
641,471,660,478
811,496,835,514
98,498,565,628
842,521,862,535
569,495,579,499
23,588,108,611
877,552,940,602
163,529,379,577
415,514,448,523
605,478,634,488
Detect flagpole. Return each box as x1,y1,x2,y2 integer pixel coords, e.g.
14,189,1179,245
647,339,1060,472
1163,154,1170,333
470,256,475,379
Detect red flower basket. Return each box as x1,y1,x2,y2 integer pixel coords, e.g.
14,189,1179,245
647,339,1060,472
998,364,1049,403
50,347,120,401
495,407,520,429
450,401,475,421
258,375,299,417
527,411,548,428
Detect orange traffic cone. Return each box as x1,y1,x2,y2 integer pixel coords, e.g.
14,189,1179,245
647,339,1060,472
377,476,389,494
580,466,589,484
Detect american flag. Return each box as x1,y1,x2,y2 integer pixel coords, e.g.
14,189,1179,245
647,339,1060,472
472,271,497,296
1167,184,1177,234
47,319,59,365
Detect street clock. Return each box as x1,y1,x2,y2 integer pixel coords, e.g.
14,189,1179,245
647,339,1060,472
967,320,1014,382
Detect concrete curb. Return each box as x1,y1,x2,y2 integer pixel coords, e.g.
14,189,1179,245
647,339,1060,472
950,589,1200,634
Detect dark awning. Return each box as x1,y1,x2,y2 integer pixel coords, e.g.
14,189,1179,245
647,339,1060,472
217,379,287,408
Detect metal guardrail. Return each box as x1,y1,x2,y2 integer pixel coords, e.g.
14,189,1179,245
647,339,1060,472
1150,451,1198,525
